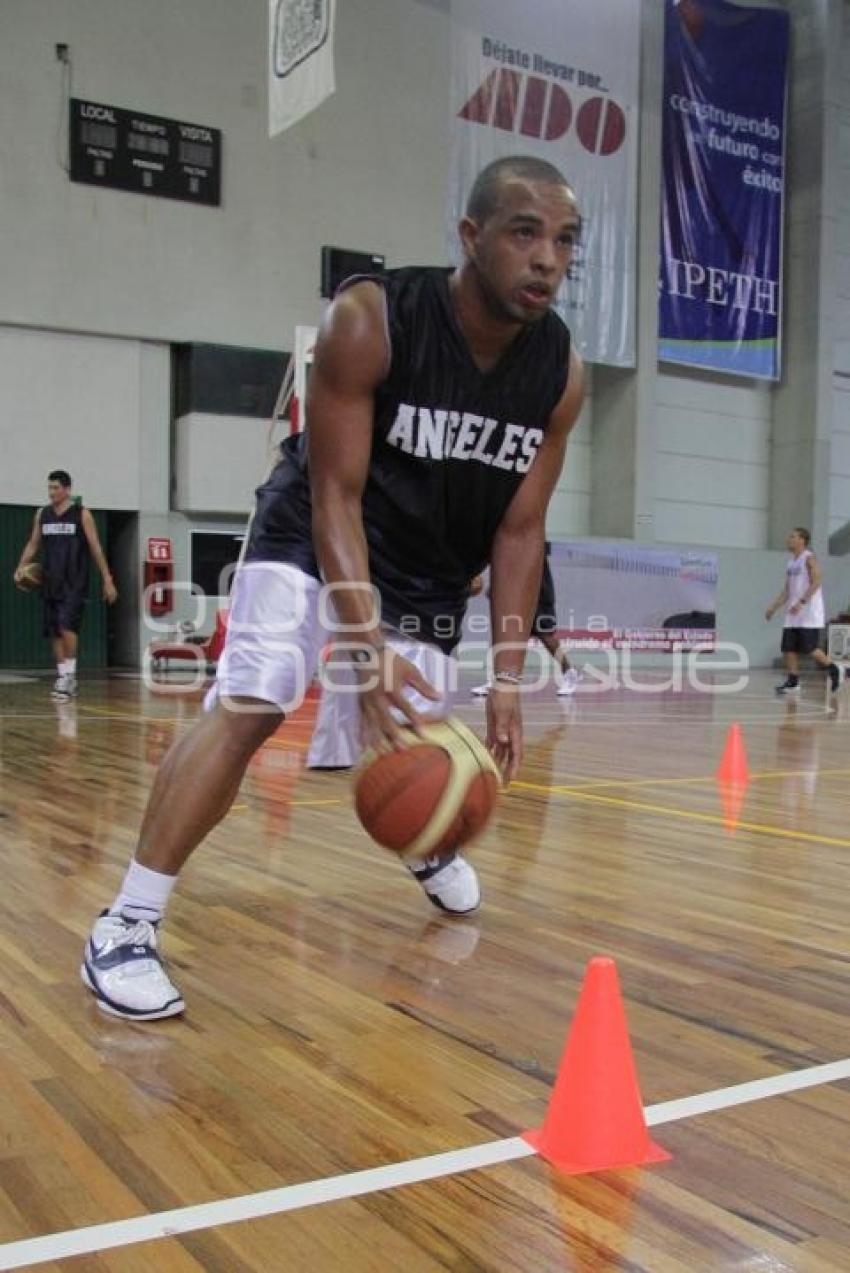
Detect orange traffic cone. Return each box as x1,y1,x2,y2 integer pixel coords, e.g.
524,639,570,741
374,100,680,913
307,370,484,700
718,778,747,833
522,957,670,1175
717,723,749,784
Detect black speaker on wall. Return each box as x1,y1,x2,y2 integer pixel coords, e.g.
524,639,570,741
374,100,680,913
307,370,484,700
321,246,386,299
174,344,289,419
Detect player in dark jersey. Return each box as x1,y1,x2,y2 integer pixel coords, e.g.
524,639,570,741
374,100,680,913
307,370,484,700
82,155,586,1021
14,470,117,700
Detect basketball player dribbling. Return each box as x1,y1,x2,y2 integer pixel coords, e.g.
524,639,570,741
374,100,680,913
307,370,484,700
13,470,117,700
82,155,586,1020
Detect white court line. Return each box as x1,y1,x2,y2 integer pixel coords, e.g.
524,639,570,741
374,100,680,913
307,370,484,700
0,1058,848,1270
644,1057,850,1124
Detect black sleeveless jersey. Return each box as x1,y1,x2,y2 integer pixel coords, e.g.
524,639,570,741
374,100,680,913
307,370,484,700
246,267,571,652
40,502,90,599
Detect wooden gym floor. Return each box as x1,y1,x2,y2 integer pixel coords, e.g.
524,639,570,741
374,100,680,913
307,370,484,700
1,667,849,1270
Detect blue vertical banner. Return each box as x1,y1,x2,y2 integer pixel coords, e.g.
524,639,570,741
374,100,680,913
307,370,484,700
658,0,789,379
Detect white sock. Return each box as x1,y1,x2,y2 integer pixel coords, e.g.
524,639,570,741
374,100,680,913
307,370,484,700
111,859,177,922
57,663,66,677
66,658,77,676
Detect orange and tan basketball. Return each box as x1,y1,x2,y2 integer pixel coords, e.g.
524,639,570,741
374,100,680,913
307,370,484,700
15,563,43,592
354,716,500,860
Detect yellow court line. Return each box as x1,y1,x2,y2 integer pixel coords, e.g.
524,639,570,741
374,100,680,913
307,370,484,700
512,780,850,849
290,798,344,807
514,766,850,795
77,703,191,724
229,799,342,813
263,736,310,752
75,706,315,749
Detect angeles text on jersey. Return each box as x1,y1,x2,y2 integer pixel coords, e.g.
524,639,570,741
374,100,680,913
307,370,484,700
385,404,543,473
41,522,78,536
244,266,571,653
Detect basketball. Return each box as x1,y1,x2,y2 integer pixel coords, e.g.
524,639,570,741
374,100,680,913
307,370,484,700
15,563,43,592
354,716,501,860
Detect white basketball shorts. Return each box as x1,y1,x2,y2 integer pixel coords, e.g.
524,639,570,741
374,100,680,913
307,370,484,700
205,562,457,756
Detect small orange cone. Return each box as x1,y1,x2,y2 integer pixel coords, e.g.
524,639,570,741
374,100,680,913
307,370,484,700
718,778,747,833
717,723,749,784
522,957,670,1174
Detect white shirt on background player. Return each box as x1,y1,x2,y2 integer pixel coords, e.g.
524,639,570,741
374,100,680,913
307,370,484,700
784,549,825,628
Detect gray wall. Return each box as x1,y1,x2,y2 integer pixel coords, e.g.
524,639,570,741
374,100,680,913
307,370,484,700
0,0,450,347
0,327,169,509
829,1,850,536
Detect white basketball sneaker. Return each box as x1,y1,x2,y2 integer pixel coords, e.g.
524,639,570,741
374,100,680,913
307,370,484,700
407,852,481,915
81,911,185,1020
470,682,491,697
557,667,580,696
50,674,77,701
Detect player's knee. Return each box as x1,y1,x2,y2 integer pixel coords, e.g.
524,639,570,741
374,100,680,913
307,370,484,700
212,698,283,752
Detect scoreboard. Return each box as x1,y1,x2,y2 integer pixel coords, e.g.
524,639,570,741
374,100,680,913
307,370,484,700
69,98,221,206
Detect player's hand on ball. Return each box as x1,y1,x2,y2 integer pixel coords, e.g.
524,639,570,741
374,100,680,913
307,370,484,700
486,682,523,784
357,647,441,752
355,717,500,858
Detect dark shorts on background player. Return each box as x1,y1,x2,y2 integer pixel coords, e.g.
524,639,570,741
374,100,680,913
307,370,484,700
781,627,822,655
43,593,86,637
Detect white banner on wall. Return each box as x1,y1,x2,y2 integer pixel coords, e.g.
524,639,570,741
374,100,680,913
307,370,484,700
448,0,640,367
549,541,718,652
463,542,718,652
269,0,337,138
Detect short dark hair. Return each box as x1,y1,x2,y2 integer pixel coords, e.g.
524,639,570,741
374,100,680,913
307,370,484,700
794,526,811,546
48,470,72,487
465,155,572,225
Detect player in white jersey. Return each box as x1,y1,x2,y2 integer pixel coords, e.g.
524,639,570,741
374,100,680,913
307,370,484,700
765,527,841,695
